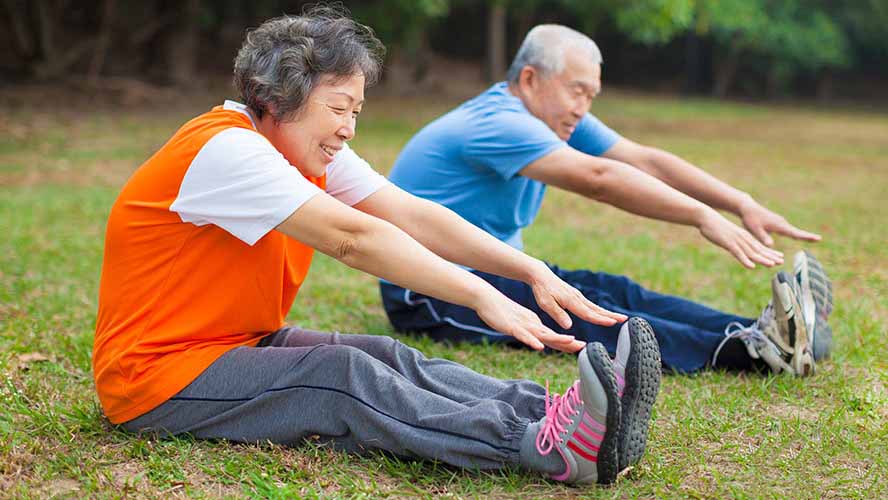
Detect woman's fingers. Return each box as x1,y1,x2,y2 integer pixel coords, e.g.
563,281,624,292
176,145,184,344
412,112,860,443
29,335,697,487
536,293,573,330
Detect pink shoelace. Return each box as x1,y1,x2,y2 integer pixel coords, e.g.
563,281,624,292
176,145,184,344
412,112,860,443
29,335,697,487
535,380,583,455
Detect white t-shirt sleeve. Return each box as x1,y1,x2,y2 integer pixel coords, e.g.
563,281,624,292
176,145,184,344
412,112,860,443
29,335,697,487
170,127,323,246
324,144,390,205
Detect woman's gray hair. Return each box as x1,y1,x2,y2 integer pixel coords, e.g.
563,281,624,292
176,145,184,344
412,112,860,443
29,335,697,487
506,25,602,84
233,5,385,122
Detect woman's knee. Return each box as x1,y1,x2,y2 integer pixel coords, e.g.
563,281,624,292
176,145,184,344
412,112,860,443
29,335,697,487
310,343,367,364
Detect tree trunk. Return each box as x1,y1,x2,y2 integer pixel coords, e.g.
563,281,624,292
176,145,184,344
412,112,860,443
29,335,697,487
34,0,53,61
2,0,35,58
683,30,704,94
766,62,790,99
816,69,834,102
164,0,200,86
513,8,534,60
27,0,98,80
712,36,741,98
712,54,739,98
486,3,506,82
88,0,117,83
32,36,97,80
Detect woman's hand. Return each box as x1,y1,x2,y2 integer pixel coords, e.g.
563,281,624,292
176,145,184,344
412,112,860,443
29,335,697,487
473,288,587,353
527,263,627,330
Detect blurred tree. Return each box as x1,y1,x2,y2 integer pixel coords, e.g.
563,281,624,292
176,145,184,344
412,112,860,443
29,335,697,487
472,0,616,82
351,0,449,84
0,0,883,100
162,0,202,86
2,0,101,80
487,0,507,81
819,0,888,99
607,0,853,97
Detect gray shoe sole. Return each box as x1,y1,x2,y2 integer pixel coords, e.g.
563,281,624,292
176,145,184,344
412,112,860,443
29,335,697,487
794,251,833,360
585,342,622,484
618,317,662,471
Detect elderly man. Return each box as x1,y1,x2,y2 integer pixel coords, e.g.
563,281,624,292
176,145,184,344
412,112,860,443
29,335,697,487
381,24,834,376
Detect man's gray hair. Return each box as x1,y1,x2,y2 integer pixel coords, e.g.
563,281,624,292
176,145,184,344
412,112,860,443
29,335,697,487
233,5,385,122
506,25,602,84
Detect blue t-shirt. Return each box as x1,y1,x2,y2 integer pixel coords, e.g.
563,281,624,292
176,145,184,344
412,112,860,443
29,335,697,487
389,82,620,250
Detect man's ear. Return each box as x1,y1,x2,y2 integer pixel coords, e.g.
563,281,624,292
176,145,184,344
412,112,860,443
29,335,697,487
519,65,538,91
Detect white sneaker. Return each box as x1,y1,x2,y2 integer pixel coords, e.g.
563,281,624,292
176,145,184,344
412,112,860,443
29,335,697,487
772,271,815,376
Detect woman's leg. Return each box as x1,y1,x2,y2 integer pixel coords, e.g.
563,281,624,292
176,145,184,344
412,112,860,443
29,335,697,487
123,342,533,469
259,327,546,421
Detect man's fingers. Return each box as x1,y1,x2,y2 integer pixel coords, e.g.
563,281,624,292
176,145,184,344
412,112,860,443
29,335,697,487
729,241,756,269
761,244,784,261
777,223,822,242
749,224,774,247
749,234,784,265
742,238,779,267
736,229,784,267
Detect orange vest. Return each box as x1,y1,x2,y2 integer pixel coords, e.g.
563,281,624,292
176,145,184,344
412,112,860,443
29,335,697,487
94,106,325,424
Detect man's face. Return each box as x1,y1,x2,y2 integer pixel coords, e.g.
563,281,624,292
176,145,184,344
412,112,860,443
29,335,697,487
523,52,601,140
266,73,365,178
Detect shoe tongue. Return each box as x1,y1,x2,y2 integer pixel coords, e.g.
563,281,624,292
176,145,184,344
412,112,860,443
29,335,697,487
613,322,629,378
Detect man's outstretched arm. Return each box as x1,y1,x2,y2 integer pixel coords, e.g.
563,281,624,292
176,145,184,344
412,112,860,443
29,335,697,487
602,138,822,246
520,146,785,269
352,184,627,331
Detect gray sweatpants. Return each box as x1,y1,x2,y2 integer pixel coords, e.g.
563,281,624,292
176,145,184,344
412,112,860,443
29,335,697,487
123,327,548,470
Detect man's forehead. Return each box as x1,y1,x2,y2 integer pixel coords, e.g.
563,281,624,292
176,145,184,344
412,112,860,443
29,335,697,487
562,50,600,74
560,58,601,93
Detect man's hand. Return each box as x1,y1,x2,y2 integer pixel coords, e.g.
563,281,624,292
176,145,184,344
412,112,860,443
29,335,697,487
698,208,785,268
474,290,587,353
739,197,822,247
527,264,627,330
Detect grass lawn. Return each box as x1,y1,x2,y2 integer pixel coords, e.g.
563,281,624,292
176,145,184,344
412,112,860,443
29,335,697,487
1,86,886,499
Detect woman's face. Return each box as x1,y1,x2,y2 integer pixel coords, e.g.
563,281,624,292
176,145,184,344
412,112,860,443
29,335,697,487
264,72,365,178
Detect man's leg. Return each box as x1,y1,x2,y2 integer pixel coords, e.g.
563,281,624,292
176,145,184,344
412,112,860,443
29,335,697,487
123,341,535,470
381,265,755,373
259,326,546,421
380,280,519,345
553,265,768,372
551,265,754,334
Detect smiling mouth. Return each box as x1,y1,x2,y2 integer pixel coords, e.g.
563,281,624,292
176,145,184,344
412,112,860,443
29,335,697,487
320,144,340,157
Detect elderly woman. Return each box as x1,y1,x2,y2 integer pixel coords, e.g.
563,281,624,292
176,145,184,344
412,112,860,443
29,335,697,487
93,8,660,485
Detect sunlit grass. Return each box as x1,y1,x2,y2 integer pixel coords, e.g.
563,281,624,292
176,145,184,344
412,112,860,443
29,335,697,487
1,88,886,498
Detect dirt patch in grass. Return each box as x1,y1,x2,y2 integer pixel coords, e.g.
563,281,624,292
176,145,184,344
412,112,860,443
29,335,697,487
767,402,820,422
0,159,137,188
40,478,83,498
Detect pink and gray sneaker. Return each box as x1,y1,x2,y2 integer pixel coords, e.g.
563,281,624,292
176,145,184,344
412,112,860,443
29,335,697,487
612,317,662,471
531,342,621,484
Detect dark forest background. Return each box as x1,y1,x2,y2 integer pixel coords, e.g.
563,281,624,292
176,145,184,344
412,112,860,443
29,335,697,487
2,0,887,102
